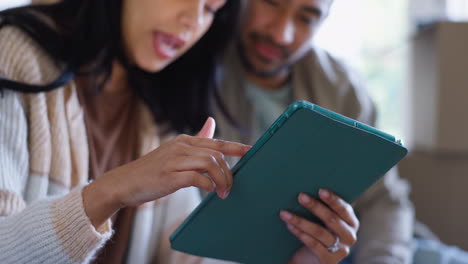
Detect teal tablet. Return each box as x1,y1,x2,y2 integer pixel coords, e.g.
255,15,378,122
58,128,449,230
170,100,408,264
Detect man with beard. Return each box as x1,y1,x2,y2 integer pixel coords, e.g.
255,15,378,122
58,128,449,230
215,0,415,263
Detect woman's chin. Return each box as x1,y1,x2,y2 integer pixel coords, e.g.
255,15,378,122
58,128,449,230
137,59,170,73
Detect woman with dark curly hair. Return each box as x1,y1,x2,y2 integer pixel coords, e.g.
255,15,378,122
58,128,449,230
0,0,250,263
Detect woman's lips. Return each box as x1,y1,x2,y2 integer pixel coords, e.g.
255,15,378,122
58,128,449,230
153,31,186,60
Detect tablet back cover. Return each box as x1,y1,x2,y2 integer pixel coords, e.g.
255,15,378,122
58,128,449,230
170,101,407,264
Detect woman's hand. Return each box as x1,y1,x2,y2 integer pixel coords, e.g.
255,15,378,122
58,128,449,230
282,189,359,264
83,118,251,228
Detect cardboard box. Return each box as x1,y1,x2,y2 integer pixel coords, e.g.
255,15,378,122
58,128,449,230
407,22,468,153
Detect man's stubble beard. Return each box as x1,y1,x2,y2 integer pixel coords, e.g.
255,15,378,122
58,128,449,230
236,40,292,79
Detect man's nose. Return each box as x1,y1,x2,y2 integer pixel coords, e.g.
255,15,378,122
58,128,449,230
268,13,295,45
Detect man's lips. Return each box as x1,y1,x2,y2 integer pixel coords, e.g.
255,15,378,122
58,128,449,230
153,31,186,60
254,41,283,61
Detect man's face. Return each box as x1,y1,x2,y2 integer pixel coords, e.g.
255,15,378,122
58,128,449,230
239,0,331,78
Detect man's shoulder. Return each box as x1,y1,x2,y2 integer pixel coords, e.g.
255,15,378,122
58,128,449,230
293,46,376,124
292,46,365,97
298,46,357,81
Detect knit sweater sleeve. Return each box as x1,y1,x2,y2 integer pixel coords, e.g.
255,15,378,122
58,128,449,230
0,26,112,263
0,89,112,264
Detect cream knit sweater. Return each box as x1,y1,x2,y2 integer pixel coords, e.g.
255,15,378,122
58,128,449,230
0,26,222,264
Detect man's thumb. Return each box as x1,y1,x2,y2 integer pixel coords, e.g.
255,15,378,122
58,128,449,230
196,117,216,139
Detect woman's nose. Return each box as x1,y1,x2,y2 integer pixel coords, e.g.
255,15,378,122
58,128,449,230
179,0,207,31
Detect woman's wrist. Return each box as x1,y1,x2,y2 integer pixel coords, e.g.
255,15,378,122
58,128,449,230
82,172,125,228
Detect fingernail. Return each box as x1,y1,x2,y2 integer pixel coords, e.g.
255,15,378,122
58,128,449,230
223,190,230,199
280,210,293,220
217,190,227,199
287,223,295,231
320,189,330,199
299,193,311,204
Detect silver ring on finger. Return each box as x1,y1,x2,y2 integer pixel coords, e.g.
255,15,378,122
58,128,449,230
327,236,340,253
